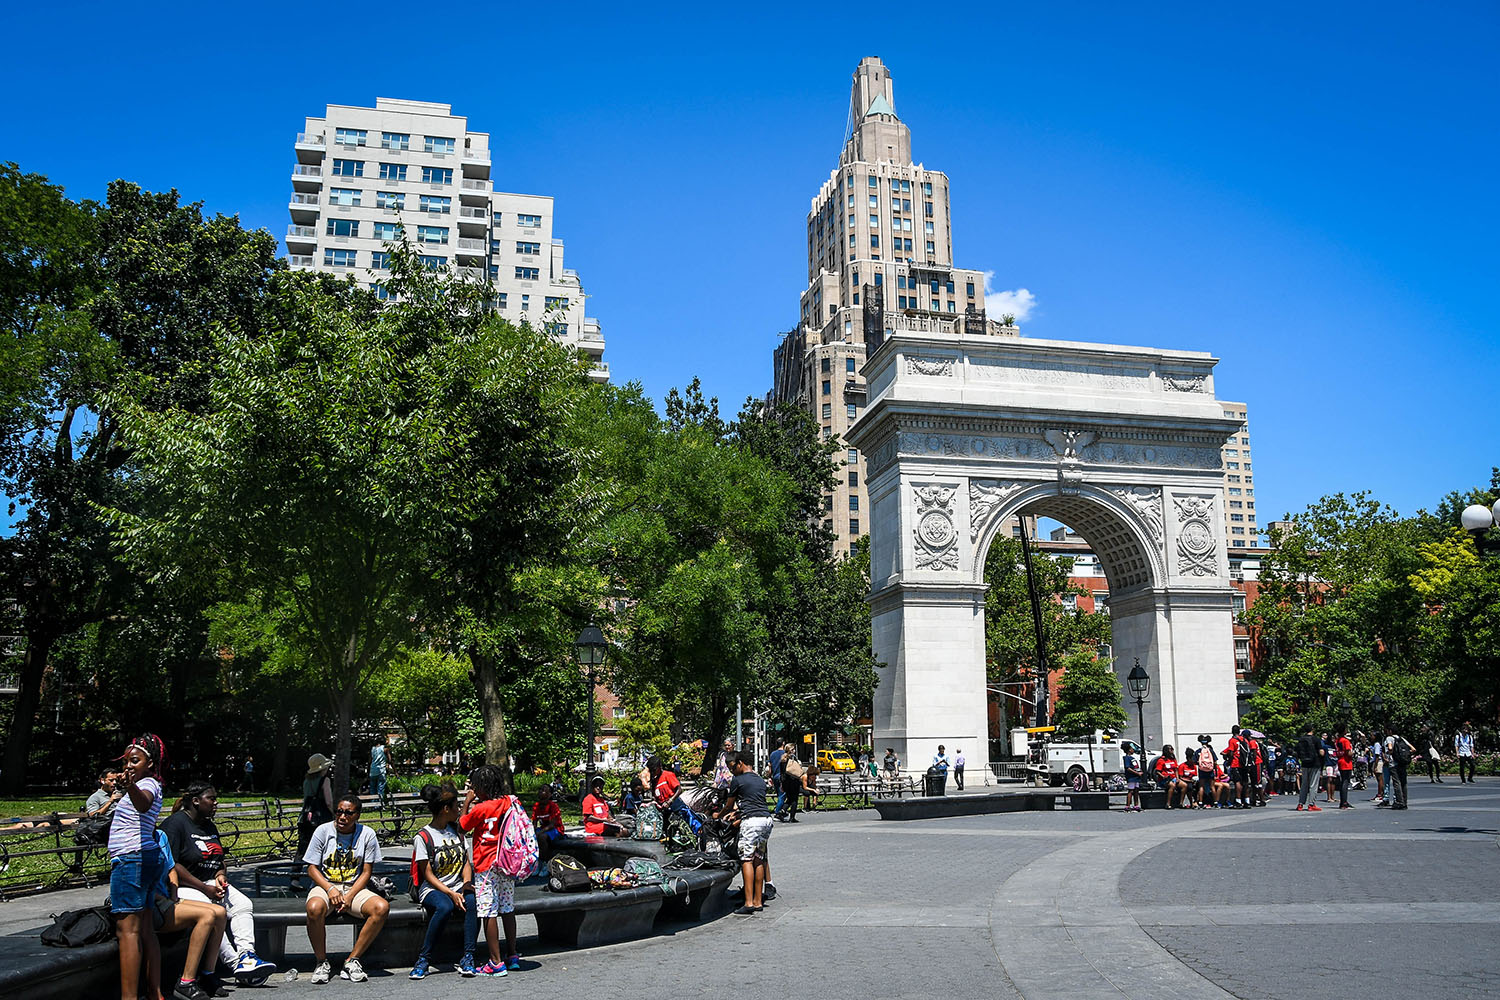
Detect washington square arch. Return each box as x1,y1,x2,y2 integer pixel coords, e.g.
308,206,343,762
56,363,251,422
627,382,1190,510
846,329,1242,775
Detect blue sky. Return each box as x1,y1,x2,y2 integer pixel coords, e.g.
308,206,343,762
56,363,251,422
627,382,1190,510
3,3,1496,529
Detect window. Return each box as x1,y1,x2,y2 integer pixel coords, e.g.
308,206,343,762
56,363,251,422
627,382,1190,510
545,296,569,310
323,248,357,267
381,132,409,150
416,225,448,244
869,214,879,227
947,301,956,313
419,195,451,214
418,255,445,270
848,448,858,463
824,495,834,511
424,136,456,154
517,213,542,227
868,195,878,208
375,191,404,210
1241,436,1250,444
1227,462,1239,470
849,519,860,535
1231,526,1245,535
515,241,540,254
1224,448,1239,457
846,404,857,420
1231,513,1245,521
925,221,935,234
820,357,831,373
870,235,880,248
1234,638,1250,671
848,471,858,487
328,187,361,206
1228,488,1242,496
849,495,860,511
1227,474,1240,483
371,252,391,270
421,167,453,185
966,282,975,297
514,266,540,280
923,181,932,195
929,279,939,293
925,241,934,254
1230,501,1243,509
379,162,406,181
334,128,367,146
904,238,913,251
822,380,831,395
370,283,392,300
868,176,877,189
331,159,363,177
898,295,907,309
852,292,859,305
326,218,359,237
822,427,831,439
822,403,832,419
373,221,401,241
848,233,856,247
846,358,856,373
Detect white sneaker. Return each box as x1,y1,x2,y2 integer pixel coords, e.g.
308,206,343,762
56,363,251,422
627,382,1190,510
309,960,332,985
341,958,368,983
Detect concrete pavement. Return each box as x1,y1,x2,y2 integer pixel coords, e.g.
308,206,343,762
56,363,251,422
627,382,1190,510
3,779,1497,999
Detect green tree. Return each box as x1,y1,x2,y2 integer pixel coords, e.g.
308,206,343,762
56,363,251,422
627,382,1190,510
0,169,282,791
108,246,591,794
613,685,674,763
361,648,473,768
1051,648,1127,737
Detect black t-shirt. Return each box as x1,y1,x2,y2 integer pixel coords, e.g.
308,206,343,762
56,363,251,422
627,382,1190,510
162,810,224,883
728,771,769,820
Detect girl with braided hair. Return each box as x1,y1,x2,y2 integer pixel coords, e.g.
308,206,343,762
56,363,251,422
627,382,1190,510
110,732,167,1000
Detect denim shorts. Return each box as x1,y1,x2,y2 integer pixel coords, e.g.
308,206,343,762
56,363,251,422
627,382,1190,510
110,848,164,914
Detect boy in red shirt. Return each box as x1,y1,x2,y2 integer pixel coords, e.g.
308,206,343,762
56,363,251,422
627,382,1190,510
531,783,564,846
459,766,516,976
580,776,618,836
1335,725,1355,809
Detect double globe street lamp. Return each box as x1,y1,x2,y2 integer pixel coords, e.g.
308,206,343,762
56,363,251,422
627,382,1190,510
1460,500,1500,557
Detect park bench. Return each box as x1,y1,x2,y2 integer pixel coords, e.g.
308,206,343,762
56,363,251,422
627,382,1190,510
0,916,196,1000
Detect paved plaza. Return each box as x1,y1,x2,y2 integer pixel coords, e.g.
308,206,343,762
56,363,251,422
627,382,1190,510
5,779,1498,999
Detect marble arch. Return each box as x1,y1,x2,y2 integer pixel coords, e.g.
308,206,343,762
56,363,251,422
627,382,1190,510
846,331,1242,776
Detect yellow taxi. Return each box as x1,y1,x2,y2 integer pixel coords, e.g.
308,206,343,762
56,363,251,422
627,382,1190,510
817,749,857,772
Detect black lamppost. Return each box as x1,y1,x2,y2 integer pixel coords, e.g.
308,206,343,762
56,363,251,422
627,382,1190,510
1371,692,1385,728
1126,658,1150,757
574,626,607,787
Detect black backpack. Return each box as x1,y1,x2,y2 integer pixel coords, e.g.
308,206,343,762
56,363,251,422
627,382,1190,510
546,854,591,893
40,905,115,947
1392,738,1412,767
71,815,112,846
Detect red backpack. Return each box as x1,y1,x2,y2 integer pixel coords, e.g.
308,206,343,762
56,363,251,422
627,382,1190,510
408,828,435,903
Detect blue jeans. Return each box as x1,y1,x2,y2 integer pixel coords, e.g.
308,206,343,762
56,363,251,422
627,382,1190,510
109,847,164,914
371,771,387,801
419,889,477,962
772,776,786,816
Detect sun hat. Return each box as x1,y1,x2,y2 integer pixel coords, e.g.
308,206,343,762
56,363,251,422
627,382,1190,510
306,753,332,776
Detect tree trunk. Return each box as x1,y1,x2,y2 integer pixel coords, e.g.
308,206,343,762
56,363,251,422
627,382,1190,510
471,651,513,794
333,683,356,798
0,631,56,795
700,693,730,777
268,707,291,795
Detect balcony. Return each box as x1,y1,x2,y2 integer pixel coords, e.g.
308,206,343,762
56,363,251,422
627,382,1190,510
291,164,323,191
461,147,491,179
294,130,325,157
285,224,316,247
459,206,488,220
456,238,486,260
288,255,314,268
587,362,610,384
288,191,320,222
456,267,487,283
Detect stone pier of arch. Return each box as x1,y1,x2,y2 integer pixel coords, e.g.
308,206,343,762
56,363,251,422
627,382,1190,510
846,331,1241,777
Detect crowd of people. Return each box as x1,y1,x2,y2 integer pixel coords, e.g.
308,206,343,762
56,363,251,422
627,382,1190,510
1122,721,1481,813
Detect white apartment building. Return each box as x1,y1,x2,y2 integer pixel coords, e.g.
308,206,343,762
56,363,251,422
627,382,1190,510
288,98,606,381
773,58,1014,554
1219,401,1258,543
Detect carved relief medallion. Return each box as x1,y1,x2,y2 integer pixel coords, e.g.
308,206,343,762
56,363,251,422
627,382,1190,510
912,484,959,571
1173,495,1218,576
906,356,955,377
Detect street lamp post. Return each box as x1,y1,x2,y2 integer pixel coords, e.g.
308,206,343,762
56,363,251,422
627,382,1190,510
1460,500,1500,557
1126,658,1150,757
1371,692,1385,729
574,626,607,789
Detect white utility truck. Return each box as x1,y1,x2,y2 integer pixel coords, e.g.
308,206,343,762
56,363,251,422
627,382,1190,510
1011,727,1141,791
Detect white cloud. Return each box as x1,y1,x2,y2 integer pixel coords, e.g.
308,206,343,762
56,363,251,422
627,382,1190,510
982,272,1036,324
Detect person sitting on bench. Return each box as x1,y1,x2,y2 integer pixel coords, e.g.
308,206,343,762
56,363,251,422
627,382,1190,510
302,794,387,984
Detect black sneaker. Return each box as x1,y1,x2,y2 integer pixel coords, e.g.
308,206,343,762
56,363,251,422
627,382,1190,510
172,981,211,1000
733,905,757,916
198,975,229,998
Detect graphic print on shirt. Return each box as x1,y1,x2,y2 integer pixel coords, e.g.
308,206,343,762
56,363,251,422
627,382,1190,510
191,831,224,869
429,839,466,883
323,834,362,883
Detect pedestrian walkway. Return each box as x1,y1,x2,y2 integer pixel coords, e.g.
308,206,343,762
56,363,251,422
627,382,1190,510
3,781,1496,998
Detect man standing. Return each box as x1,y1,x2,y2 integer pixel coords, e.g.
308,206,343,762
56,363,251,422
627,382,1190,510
769,743,786,817
1385,729,1413,810
726,752,772,915
1455,722,1477,783
1295,724,1323,811
369,738,389,804
1335,725,1355,809
952,748,966,791
931,744,950,793
241,756,254,794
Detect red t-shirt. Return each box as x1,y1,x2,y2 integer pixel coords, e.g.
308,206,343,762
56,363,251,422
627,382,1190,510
1336,737,1354,771
1176,760,1197,780
653,769,680,806
458,796,511,873
1246,738,1260,769
581,793,612,835
1228,740,1243,768
1153,758,1174,781
1214,766,1228,783
531,799,564,835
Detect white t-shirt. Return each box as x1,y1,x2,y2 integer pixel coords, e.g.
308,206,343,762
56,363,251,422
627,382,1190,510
108,776,162,858
302,822,380,884
413,823,468,900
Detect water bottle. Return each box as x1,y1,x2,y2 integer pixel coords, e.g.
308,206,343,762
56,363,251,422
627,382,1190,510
284,969,299,982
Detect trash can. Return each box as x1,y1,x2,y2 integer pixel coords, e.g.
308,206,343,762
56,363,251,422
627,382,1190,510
924,766,947,796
